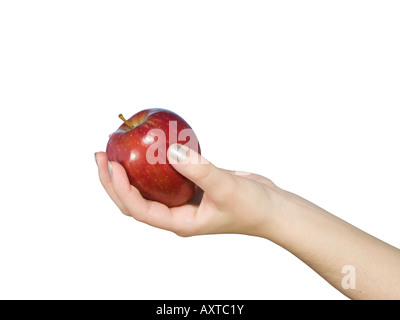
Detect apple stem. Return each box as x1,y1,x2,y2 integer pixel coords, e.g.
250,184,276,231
119,114,134,129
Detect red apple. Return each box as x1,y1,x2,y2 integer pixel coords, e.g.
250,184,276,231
106,108,201,207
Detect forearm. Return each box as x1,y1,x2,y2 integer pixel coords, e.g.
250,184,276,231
267,188,400,299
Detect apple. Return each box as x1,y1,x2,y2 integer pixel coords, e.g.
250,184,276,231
106,108,201,207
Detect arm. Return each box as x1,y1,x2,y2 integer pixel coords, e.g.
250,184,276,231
95,145,400,299
269,190,400,299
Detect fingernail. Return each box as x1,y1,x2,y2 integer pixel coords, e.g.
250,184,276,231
94,152,98,166
168,143,187,163
108,161,113,178
234,171,252,176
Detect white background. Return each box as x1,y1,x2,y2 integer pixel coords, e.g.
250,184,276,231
1,1,399,300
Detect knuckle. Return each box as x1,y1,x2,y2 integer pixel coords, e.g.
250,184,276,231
174,229,192,238
131,213,146,223
173,222,200,238
121,209,131,216
191,163,212,182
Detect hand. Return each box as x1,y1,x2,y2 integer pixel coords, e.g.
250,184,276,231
95,144,283,238
95,144,400,299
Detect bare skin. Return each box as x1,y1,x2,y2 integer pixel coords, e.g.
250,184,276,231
95,144,400,299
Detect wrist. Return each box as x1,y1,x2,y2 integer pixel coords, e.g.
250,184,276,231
257,185,311,242
249,184,292,240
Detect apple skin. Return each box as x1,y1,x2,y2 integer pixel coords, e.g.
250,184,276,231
106,109,200,207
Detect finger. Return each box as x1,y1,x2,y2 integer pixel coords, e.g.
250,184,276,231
95,152,128,215
167,144,237,201
233,170,252,176
219,169,252,176
109,161,178,231
232,169,276,187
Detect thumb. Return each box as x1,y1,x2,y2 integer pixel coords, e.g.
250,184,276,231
167,143,235,199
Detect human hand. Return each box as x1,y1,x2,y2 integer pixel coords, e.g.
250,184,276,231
95,144,400,299
95,144,283,238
